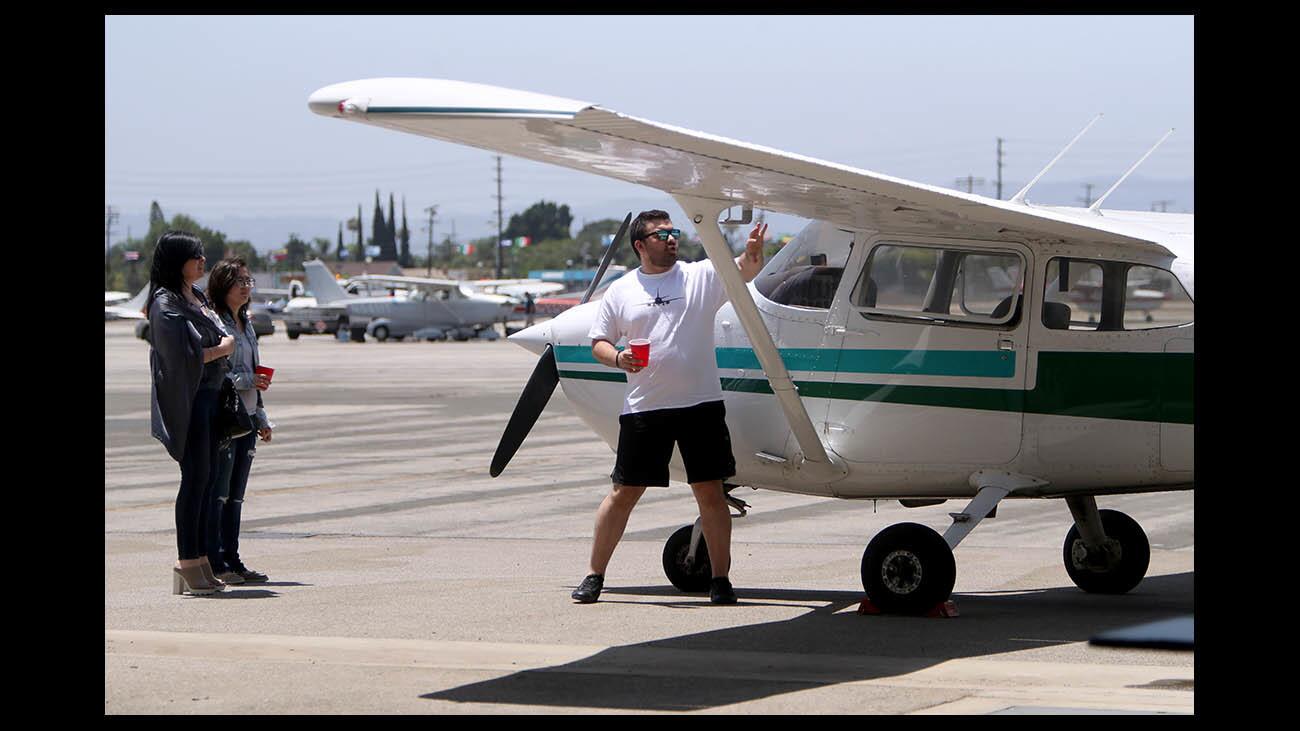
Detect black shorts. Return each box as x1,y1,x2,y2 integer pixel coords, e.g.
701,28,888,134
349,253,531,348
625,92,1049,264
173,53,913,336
611,400,736,487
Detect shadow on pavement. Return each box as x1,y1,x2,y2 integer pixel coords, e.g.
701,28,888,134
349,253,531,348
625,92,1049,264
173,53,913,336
422,571,1192,711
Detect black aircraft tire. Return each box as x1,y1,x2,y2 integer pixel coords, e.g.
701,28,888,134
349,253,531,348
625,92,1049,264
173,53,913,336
373,325,389,342
286,329,300,340
1063,509,1150,594
861,523,956,615
662,525,712,593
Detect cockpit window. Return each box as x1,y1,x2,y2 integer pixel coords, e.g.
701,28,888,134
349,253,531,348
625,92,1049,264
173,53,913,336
754,222,853,309
852,242,1024,328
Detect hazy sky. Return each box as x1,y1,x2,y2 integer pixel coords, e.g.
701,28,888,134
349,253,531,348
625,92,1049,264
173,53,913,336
105,14,1193,247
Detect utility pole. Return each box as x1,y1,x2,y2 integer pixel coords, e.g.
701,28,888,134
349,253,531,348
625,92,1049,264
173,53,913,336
1151,199,1174,212
954,175,985,194
105,205,119,281
423,205,438,277
1077,183,1096,207
493,155,504,278
995,138,1005,200
446,219,456,267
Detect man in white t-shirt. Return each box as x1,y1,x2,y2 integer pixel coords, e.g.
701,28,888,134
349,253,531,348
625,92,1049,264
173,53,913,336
573,210,767,605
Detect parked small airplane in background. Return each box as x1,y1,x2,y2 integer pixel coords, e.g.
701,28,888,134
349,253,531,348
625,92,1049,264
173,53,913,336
465,278,566,300
295,259,516,341
309,78,1193,614
105,285,148,321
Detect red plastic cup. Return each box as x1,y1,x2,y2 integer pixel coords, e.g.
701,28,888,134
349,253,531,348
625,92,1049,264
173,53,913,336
628,339,650,367
255,365,274,387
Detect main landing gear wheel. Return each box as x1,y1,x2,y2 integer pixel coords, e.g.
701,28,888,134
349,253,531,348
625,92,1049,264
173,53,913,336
861,523,956,615
663,525,712,592
372,324,389,341
1063,509,1150,594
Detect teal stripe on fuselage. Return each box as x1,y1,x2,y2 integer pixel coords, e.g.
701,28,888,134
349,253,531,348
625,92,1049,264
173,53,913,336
554,347,1192,425
555,345,1014,377
714,347,1015,378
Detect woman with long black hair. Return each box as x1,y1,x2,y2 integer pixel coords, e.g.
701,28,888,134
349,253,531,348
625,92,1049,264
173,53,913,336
147,231,236,596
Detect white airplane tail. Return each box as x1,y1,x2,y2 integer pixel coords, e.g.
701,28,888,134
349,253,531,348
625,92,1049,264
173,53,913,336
302,260,350,304
127,284,149,313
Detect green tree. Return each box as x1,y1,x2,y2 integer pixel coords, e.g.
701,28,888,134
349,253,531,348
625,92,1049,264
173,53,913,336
386,193,398,261
352,205,364,261
310,237,332,262
224,240,263,271
371,191,390,260
399,197,412,267
149,201,166,227
337,222,345,261
284,233,310,270
503,200,573,244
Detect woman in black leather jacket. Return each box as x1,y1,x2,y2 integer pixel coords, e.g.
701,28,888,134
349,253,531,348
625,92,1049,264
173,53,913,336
147,231,236,596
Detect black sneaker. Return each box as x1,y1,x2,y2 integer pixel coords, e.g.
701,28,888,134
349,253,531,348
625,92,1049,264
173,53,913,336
710,577,737,605
230,562,269,583
571,573,604,603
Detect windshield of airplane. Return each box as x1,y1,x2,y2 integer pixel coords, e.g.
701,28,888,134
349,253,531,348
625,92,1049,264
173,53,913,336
754,221,854,309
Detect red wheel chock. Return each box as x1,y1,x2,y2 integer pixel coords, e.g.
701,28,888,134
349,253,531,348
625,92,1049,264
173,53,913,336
857,598,959,617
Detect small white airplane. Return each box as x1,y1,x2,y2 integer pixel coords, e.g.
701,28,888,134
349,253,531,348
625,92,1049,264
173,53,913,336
105,290,132,307
296,259,516,341
308,78,1193,614
104,285,149,321
464,278,566,300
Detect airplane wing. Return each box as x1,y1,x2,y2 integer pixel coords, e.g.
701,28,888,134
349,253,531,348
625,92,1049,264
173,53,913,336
348,274,463,291
308,78,1192,267
466,280,567,297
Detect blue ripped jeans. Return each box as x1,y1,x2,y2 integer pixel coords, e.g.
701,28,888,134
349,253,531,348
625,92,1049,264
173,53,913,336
206,430,257,572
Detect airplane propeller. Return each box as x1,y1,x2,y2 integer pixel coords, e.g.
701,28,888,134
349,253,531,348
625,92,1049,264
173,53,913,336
489,212,633,478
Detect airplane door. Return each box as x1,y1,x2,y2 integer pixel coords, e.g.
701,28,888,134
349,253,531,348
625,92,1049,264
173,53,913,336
823,238,1030,465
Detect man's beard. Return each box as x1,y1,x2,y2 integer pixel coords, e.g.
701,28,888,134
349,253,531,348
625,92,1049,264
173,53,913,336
649,248,677,268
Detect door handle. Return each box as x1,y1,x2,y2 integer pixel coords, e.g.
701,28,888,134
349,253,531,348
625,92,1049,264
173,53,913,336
998,337,1015,351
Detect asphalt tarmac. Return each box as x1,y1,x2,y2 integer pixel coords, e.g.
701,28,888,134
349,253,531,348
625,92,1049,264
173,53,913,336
104,320,1194,714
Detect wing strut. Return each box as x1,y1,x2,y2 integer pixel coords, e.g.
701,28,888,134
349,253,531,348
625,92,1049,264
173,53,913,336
1088,128,1175,215
1010,114,1103,205
674,195,846,483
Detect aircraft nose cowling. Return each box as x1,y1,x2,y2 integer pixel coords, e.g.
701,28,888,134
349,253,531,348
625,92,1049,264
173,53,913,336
508,322,551,356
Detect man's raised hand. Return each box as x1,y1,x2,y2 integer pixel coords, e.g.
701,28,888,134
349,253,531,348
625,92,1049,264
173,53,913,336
746,222,768,263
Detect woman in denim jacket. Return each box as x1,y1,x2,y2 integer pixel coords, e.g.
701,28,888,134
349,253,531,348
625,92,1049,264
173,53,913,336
206,257,274,584
148,232,236,596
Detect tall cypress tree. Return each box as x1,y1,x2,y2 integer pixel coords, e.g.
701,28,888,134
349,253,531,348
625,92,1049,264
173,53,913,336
371,190,385,260
337,222,345,261
386,193,396,259
399,197,411,267
353,203,364,261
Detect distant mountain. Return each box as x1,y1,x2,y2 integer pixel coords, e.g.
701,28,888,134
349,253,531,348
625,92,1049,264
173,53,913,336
110,176,1191,252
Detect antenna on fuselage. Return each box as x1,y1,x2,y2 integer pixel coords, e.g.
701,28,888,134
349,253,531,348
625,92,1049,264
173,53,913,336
1087,128,1175,215
1009,113,1103,205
